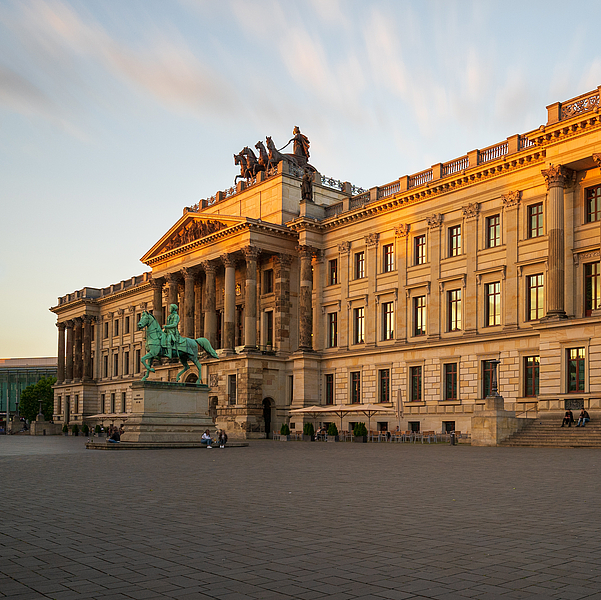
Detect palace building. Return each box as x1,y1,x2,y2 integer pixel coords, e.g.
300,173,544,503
51,86,601,438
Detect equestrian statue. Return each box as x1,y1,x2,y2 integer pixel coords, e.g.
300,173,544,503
137,304,218,383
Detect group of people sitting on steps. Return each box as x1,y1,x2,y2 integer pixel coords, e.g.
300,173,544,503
561,409,590,427
201,429,227,448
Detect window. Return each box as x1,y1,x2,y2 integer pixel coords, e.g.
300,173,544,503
482,360,495,398
328,259,338,285
382,302,394,340
124,316,130,334
353,307,365,344
100,394,105,413
585,262,601,316
57,396,62,414
413,295,426,336
410,366,422,402
383,244,394,273
527,274,544,321
263,269,274,294
135,349,141,374
325,374,334,405
236,305,244,346
528,203,543,238
350,371,361,403
524,356,539,397
74,394,79,414
567,348,585,393
264,311,273,347
103,355,108,378
449,225,461,257
113,320,119,337
586,185,601,223
486,215,500,248
354,251,365,279
485,282,501,326
378,369,390,403
444,363,458,401
327,312,338,348
110,393,115,413
228,374,237,405
415,235,426,265
113,353,119,377
121,391,127,413
448,289,462,331
123,351,130,375
103,322,109,339
288,375,293,406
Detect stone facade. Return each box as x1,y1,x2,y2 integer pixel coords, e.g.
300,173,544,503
51,86,601,438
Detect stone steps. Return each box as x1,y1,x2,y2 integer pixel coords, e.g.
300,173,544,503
500,419,601,447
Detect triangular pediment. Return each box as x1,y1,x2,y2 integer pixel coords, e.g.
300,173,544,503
141,214,247,264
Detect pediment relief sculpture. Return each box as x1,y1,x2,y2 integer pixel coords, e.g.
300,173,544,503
161,219,228,253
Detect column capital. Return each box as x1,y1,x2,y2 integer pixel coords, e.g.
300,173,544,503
221,253,237,269
201,260,216,275
82,315,94,325
365,233,379,247
242,246,261,261
395,223,410,238
542,164,576,189
165,272,181,284
593,153,601,169
338,241,351,254
149,275,164,289
56,321,65,331
65,319,74,329
296,245,316,259
427,213,443,229
502,190,521,209
462,202,480,219
181,266,199,280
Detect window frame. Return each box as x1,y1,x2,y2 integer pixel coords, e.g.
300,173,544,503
354,251,365,279
327,312,338,348
350,371,361,404
409,365,422,402
567,348,586,393
413,295,426,337
414,235,426,265
448,225,462,257
526,273,544,321
443,363,458,401
378,368,390,403
382,301,394,340
447,289,462,331
486,214,500,248
328,258,338,285
353,307,365,344
584,262,601,316
324,373,335,405
586,185,601,223
382,243,395,273
484,281,501,327
524,355,540,398
527,202,544,238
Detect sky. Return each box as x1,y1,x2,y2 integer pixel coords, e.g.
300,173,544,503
2,0,601,358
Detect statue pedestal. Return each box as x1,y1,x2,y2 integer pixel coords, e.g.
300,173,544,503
121,381,214,443
30,414,61,436
471,394,520,446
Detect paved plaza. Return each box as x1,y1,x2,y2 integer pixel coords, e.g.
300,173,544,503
1,437,601,600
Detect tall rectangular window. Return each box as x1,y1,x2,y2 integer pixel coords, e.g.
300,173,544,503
586,185,601,223
527,274,544,321
486,215,500,248
100,394,105,413
263,269,274,294
110,393,115,414
124,316,130,334
413,295,426,336
123,351,130,375
121,391,127,413
265,311,273,347
328,259,338,285
567,348,585,393
327,312,338,348
236,305,244,346
355,251,365,279
528,203,543,238
444,363,458,401
448,289,462,331
410,366,422,401
353,307,365,344
103,355,108,378
382,302,394,340
585,262,601,316
350,371,361,403
383,244,394,273
482,360,494,398
113,353,119,377
135,349,141,374
524,356,539,397
228,374,237,405
103,322,109,339
325,374,334,405
113,320,119,337
378,369,390,403
449,225,461,257
485,282,501,326
415,235,426,265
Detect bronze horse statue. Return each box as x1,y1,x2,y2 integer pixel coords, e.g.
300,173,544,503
255,141,269,172
234,152,251,184
240,146,264,177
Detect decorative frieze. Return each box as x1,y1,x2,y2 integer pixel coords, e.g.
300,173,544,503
395,223,410,238
462,203,480,219
161,219,227,253
502,190,521,209
365,233,380,247
427,213,443,229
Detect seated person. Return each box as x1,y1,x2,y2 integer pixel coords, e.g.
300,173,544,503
218,429,228,448
561,410,574,427
201,429,213,448
576,409,590,427
108,430,121,443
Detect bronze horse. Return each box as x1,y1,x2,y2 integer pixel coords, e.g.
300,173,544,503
240,146,264,177
234,153,251,184
255,141,269,172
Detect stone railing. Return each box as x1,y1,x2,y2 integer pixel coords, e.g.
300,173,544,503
442,155,468,177
479,141,508,164
378,180,400,199
409,169,433,189
325,202,344,218
560,90,600,120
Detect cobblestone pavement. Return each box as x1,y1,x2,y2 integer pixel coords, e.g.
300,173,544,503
1,437,601,600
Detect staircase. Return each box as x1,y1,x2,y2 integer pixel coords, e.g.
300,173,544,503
500,418,601,447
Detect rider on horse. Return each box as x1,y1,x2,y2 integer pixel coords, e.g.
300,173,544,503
163,304,182,358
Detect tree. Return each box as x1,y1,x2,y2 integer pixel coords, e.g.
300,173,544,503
19,376,57,422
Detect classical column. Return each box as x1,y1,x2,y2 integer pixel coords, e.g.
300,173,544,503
365,233,379,347
194,276,203,338
181,267,196,338
275,253,293,352
427,214,443,340
165,273,180,309
56,322,65,383
462,203,479,333
83,315,93,381
338,241,350,349
542,164,574,319
73,317,83,380
297,245,315,351
243,246,260,350
150,276,164,327
502,191,521,329
202,261,217,347
65,320,74,381
221,254,236,352
312,250,324,351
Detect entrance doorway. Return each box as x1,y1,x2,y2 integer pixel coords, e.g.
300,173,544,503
262,398,274,438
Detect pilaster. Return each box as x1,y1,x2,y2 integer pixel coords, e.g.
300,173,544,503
427,214,443,340
365,233,379,347
462,203,479,333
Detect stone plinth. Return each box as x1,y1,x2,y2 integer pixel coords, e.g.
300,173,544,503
121,381,214,443
471,394,523,446
30,415,61,436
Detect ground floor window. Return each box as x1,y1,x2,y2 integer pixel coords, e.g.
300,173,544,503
442,421,455,432
378,369,390,403
524,356,539,397
325,373,334,405
228,374,237,405
408,421,420,432
567,348,585,393
350,371,361,403
410,366,422,401
444,363,458,401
